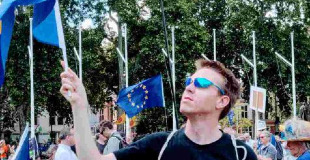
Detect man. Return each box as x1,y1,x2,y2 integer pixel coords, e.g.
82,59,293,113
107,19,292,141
0,140,9,160
285,141,310,160
244,133,255,149
257,131,277,160
281,119,310,160
60,59,257,159
99,121,122,155
54,127,78,160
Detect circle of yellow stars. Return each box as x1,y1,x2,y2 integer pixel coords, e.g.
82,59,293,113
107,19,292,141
127,84,149,109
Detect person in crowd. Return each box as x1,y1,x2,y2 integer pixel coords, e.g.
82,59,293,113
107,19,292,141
100,121,124,155
54,127,78,160
60,59,257,159
274,135,284,160
282,119,310,160
257,131,277,160
244,133,255,149
0,140,9,160
96,132,108,154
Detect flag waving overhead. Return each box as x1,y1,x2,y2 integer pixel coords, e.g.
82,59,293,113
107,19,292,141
0,0,67,87
117,75,165,118
0,1,16,86
33,0,66,51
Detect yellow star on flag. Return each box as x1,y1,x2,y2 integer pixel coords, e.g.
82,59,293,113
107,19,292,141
127,93,131,98
145,95,148,99
145,90,148,94
142,85,146,89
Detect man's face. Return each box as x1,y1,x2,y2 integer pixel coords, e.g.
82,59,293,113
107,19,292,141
99,133,107,141
286,141,302,157
245,135,250,141
180,68,225,117
259,133,270,145
102,127,111,137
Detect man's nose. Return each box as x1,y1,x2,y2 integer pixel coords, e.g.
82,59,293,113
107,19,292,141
185,81,195,93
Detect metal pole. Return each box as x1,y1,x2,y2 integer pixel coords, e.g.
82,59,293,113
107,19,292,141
213,29,216,61
253,31,259,139
124,24,131,140
171,26,177,131
291,32,296,118
253,31,257,87
79,24,82,81
29,18,35,160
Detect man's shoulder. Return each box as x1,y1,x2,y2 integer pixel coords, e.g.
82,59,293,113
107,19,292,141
266,143,277,152
299,150,310,160
55,147,70,158
134,131,170,144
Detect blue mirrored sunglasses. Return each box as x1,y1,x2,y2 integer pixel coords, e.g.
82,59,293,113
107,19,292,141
185,77,225,95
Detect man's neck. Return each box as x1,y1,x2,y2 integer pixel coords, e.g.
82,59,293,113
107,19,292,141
184,115,222,145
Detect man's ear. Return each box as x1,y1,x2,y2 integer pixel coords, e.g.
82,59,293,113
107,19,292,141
216,95,230,110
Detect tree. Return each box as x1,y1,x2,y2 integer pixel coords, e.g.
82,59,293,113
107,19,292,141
107,0,310,135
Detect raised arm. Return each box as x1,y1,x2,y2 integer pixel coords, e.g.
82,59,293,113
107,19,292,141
59,61,116,160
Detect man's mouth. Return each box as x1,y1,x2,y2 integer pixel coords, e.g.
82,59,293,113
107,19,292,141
183,96,193,101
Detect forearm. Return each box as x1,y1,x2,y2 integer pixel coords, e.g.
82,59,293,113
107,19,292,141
72,105,102,160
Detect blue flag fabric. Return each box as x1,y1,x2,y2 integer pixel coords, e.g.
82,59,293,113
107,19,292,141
117,75,165,118
0,2,15,86
33,0,66,50
0,0,66,87
12,123,30,160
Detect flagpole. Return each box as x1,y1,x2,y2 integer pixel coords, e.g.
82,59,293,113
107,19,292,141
124,24,131,141
171,26,177,131
29,17,35,160
79,24,82,81
78,0,82,81
213,29,216,61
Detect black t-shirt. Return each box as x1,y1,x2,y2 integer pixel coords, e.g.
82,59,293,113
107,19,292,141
114,128,257,160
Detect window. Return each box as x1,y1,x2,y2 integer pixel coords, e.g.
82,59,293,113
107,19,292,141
240,106,248,118
242,127,253,138
50,116,55,125
57,116,64,125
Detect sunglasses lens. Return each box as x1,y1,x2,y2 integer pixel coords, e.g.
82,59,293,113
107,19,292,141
195,78,212,88
185,78,192,86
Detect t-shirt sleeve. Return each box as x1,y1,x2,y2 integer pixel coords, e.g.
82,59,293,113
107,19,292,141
236,140,258,160
114,132,168,160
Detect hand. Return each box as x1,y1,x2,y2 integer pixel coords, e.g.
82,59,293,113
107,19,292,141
60,61,88,109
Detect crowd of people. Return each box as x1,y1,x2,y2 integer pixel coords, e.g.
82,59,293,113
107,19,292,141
57,59,310,160
4,59,310,160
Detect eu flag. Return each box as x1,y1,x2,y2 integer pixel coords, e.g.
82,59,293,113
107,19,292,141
117,75,165,118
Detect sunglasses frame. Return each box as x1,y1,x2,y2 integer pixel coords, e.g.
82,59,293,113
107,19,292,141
185,77,225,95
